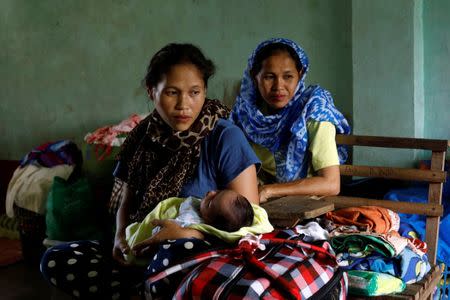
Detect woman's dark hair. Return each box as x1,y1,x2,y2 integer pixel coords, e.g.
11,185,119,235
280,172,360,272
211,195,254,232
144,43,215,89
250,42,302,79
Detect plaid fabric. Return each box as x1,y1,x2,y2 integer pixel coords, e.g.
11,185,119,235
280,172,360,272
108,177,124,216
146,229,347,299
13,205,45,236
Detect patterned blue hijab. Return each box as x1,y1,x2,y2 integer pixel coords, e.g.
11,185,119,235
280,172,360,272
230,38,351,182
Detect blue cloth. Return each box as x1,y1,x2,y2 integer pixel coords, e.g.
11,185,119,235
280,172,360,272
114,119,260,199
385,186,450,266
20,140,82,168
145,238,213,299
340,248,430,284
230,37,350,182
41,240,143,298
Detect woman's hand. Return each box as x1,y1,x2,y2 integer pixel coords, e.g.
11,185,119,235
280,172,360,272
258,185,272,203
112,233,130,266
131,220,205,257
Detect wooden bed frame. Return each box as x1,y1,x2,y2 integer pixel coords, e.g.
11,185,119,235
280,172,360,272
335,134,448,300
262,134,448,300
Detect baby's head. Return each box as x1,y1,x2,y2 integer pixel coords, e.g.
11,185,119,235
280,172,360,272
200,190,254,232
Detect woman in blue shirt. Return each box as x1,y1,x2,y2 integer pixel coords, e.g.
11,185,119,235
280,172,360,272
40,43,260,299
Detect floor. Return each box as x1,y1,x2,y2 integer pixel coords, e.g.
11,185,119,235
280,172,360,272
0,251,71,300
0,260,72,300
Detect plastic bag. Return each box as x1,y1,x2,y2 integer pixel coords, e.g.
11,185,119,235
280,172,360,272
46,176,107,241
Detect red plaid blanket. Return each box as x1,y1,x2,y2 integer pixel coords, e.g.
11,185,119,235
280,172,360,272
146,230,347,299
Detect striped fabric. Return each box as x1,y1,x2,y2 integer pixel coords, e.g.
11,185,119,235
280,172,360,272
0,214,19,239
146,229,347,299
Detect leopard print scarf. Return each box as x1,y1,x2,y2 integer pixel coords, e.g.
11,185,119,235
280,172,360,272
117,99,230,222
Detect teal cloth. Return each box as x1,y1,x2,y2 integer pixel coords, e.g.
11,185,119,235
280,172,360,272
46,176,107,241
331,234,396,258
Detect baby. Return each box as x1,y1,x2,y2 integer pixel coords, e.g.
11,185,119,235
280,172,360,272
125,189,255,264
150,189,255,235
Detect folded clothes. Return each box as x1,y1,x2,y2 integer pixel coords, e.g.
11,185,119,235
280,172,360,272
325,206,400,234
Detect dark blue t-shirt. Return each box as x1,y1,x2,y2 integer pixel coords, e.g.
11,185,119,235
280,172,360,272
114,119,260,199
179,119,260,198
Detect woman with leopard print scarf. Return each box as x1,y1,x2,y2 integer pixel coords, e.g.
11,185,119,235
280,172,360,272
41,43,261,299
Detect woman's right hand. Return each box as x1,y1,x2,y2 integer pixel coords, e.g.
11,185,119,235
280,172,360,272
112,233,130,265
258,184,272,203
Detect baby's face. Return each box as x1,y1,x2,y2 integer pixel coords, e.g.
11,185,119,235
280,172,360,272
200,190,237,224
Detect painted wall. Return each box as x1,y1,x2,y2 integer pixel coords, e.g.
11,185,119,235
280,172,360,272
0,0,352,159
424,0,450,141
352,0,424,167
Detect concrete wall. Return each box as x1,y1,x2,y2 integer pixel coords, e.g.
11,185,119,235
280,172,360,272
351,0,449,165
0,0,352,159
352,0,425,166
424,0,450,142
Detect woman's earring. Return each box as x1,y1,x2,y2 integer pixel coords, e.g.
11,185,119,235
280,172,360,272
146,88,153,99
146,87,153,112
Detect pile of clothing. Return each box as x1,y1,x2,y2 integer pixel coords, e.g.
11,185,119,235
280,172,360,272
5,140,82,263
6,140,81,219
293,206,431,297
384,160,450,268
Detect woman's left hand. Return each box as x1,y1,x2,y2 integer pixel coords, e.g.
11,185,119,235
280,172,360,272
131,219,204,257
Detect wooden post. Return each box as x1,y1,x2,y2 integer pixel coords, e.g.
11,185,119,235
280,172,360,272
425,151,445,265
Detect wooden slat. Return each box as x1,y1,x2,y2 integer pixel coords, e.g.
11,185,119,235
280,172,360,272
339,165,446,183
325,195,443,217
336,134,448,151
261,196,334,228
425,151,445,264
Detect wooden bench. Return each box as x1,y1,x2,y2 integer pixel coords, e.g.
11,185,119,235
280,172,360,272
262,134,449,300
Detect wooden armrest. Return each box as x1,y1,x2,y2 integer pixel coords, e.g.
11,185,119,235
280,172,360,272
339,165,446,183
325,195,444,217
336,134,448,151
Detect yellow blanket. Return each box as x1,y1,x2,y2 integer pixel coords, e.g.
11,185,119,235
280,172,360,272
126,197,274,250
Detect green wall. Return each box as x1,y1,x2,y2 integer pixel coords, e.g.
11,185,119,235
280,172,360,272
351,0,449,165
0,0,352,159
424,0,450,141
352,0,424,167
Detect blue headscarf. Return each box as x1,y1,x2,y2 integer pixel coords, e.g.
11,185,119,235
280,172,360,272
230,38,351,182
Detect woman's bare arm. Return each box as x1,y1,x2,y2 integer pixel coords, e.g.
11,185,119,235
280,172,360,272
258,165,340,203
227,164,260,205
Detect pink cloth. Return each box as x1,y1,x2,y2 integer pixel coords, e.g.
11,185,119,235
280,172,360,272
84,114,145,160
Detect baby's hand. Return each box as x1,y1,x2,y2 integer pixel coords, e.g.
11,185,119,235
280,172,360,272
131,219,183,257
